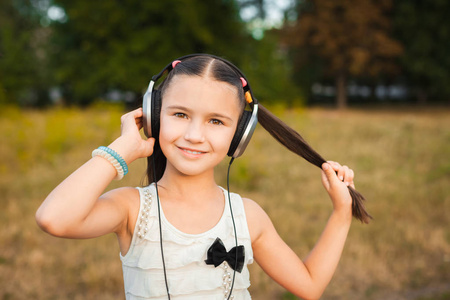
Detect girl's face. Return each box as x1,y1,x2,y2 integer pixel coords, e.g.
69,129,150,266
159,75,241,178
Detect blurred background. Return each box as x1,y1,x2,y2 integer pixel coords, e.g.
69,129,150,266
0,0,449,299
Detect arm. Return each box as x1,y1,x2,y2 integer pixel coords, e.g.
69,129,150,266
247,162,354,300
35,108,155,239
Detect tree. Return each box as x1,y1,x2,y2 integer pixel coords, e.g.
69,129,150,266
283,0,403,108
393,0,450,103
48,0,248,105
238,29,303,106
0,0,50,106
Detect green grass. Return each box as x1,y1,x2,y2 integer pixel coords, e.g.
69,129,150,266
0,105,449,299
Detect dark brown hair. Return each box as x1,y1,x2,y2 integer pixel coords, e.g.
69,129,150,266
144,56,372,224
257,105,372,223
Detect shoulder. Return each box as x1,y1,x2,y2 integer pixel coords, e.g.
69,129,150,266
241,197,268,220
101,186,140,205
241,197,274,244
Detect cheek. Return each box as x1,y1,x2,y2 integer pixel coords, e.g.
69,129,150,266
158,116,180,145
208,128,236,151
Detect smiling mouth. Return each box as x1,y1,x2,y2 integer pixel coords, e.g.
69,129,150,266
179,147,206,155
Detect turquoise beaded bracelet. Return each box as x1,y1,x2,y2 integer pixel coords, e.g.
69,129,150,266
98,146,129,176
92,148,124,180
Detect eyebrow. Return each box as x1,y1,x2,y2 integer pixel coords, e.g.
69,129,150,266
208,112,233,122
165,105,234,121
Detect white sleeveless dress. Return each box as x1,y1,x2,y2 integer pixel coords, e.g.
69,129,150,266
120,183,253,299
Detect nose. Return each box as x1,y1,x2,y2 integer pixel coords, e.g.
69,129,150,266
184,120,205,143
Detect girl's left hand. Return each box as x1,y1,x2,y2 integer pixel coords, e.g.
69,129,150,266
321,161,354,215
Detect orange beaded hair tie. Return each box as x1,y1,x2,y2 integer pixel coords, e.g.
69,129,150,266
245,91,253,103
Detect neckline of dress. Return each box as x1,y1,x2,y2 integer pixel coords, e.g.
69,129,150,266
150,183,230,238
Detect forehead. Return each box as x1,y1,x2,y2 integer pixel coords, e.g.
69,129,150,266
162,75,242,113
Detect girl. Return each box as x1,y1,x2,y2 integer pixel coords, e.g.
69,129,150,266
36,54,369,300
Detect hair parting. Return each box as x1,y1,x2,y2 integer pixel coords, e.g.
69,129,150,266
257,104,372,224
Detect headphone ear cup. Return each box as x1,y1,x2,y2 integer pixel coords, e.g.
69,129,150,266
151,89,162,139
228,111,252,157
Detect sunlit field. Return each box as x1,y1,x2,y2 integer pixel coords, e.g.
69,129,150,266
0,104,448,299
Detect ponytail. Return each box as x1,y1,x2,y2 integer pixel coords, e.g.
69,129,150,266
258,104,372,224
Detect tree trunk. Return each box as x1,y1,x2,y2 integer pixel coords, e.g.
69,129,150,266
417,88,428,105
336,71,348,109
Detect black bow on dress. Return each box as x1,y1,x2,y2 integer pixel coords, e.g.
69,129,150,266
204,237,245,273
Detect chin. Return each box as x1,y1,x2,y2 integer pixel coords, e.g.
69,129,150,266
172,166,214,178
166,158,223,178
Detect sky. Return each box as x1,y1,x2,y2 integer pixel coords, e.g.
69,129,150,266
239,0,293,39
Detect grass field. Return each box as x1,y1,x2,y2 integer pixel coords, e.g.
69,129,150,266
0,104,449,299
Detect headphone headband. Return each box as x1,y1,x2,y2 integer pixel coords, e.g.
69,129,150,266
152,54,256,102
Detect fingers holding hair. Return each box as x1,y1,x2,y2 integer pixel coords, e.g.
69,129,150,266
326,161,355,188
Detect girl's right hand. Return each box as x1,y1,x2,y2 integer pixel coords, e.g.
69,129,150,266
36,108,152,240
109,108,155,163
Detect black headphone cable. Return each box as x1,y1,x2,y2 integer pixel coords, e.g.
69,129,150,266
226,157,238,300
152,155,171,300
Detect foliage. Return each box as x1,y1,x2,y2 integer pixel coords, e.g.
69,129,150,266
2,0,450,107
393,0,450,103
0,0,50,106
239,29,304,106
0,0,302,107
282,0,403,108
48,0,248,105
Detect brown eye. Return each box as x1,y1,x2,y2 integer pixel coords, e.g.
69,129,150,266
210,119,223,125
174,113,187,119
